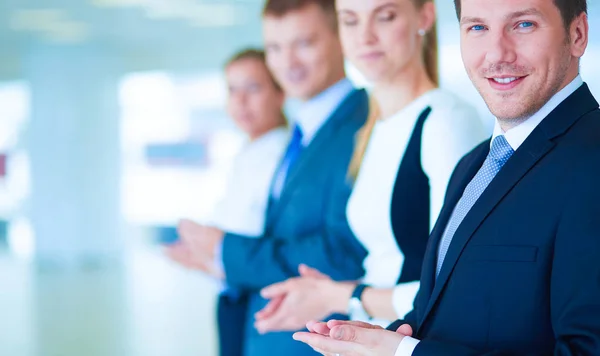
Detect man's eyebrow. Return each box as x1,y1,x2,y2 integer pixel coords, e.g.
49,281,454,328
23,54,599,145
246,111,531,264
460,8,543,25
460,16,485,25
504,8,543,20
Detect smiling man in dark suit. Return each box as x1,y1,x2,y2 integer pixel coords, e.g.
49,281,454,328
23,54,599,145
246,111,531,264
294,0,600,355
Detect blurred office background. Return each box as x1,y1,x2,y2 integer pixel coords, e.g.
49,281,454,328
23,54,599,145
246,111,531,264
0,1,598,355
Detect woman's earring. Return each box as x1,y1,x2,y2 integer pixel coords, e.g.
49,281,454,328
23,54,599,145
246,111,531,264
418,29,426,36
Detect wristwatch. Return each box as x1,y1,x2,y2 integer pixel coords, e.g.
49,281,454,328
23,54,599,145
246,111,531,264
347,284,371,320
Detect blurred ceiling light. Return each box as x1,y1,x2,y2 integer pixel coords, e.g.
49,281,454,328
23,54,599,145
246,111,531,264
184,4,244,27
9,9,66,32
9,9,89,44
91,0,245,27
45,21,89,43
147,3,242,26
91,0,145,7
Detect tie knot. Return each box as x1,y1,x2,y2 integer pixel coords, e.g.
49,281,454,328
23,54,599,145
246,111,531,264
489,135,514,163
292,124,304,143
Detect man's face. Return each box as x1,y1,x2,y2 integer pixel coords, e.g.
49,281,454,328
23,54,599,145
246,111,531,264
263,3,346,101
459,0,583,124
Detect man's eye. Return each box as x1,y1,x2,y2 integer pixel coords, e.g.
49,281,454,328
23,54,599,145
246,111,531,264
518,21,534,29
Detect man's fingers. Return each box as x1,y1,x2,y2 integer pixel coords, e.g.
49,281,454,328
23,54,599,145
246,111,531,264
255,296,284,320
327,320,383,330
307,321,331,336
293,332,359,355
299,264,329,279
310,346,338,356
396,323,413,337
306,320,320,333
255,301,291,334
329,324,382,345
330,325,358,342
260,281,290,299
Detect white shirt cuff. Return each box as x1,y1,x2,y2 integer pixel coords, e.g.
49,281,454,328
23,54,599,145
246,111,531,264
394,336,420,356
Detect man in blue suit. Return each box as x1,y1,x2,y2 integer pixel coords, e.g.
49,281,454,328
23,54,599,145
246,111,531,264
167,1,369,355
294,0,600,355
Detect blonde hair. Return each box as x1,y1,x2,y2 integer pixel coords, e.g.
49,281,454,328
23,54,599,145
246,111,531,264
348,0,439,178
348,96,380,177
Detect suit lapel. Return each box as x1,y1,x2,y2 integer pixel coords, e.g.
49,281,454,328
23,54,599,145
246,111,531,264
267,89,366,225
419,134,555,330
417,143,489,312
280,117,338,196
418,84,599,331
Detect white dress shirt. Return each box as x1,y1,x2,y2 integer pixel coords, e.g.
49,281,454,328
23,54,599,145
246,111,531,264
347,89,487,326
293,78,354,146
395,75,584,356
270,78,354,199
210,127,289,236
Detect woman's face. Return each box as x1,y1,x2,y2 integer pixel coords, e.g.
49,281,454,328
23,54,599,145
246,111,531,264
336,0,433,83
225,58,284,138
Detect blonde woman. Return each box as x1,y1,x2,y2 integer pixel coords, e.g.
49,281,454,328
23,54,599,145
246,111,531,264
255,0,487,332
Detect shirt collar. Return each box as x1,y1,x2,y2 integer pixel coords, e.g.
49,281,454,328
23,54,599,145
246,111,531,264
294,78,354,145
492,75,583,151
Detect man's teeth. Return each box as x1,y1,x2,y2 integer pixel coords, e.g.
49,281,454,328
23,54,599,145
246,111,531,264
493,77,519,84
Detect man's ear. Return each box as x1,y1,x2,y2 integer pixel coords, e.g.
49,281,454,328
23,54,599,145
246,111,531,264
569,12,589,59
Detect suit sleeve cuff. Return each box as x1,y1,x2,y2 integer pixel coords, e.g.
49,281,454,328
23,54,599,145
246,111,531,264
394,336,420,356
213,240,225,279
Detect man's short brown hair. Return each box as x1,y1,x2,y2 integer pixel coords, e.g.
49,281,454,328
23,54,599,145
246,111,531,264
262,0,338,31
453,0,587,29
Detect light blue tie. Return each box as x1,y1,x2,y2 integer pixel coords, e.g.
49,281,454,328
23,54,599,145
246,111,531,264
436,135,515,277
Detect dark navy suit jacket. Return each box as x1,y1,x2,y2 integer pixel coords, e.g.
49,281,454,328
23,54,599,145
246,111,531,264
390,84,600,355
222,88,369,356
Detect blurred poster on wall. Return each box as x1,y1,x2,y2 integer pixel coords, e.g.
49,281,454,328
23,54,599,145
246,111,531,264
145,141,208,167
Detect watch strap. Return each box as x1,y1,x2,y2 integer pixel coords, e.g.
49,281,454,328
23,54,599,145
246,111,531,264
351,283,370,301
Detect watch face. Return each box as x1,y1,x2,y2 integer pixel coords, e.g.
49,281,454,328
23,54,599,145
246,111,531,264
348,298,360,312
348,298,371,322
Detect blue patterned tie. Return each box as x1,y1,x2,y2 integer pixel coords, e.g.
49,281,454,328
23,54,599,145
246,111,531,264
271,124,304,199
436,135,515,277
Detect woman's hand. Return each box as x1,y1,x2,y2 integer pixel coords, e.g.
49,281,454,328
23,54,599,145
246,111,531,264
254,265,355,333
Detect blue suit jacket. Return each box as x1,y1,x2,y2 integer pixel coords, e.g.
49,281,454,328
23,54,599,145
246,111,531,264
390,84,600,355
222,88,369,356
